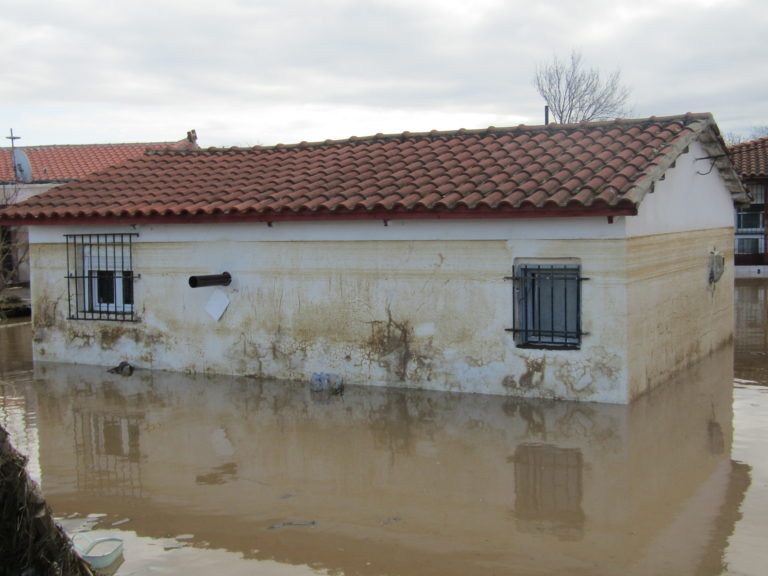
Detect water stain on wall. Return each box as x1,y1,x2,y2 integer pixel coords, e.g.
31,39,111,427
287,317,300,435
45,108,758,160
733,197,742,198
366,308,414,381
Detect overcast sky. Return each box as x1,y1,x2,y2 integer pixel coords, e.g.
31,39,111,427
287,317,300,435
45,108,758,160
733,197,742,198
2,0,766,148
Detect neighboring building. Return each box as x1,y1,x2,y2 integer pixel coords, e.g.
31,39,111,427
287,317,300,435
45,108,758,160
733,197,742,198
0,114,747,404
729,137,768,275
0,131,198,286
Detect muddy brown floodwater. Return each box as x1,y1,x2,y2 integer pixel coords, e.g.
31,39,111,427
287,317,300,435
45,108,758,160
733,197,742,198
1,279,768,575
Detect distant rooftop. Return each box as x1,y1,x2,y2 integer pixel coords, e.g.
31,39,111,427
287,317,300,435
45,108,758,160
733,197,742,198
0,131,198,184
729,137,768,179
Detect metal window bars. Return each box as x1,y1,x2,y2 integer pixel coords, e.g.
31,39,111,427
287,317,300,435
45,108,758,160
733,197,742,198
74,410,144,497
65,233,138,321
506,264,587,349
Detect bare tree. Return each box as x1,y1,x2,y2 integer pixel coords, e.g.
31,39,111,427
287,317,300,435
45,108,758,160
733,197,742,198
725,126,768,146
0,182,29,303
724,132,746,146
534,50,631,124
1,231,31,321
748,126,768,140
1,131,30,309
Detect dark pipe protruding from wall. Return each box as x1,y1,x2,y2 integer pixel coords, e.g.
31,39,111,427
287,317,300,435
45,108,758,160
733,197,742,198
188,272,231,288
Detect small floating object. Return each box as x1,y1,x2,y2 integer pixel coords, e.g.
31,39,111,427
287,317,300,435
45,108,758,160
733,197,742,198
111,518,131,526
267,520,316,530
73,533,124,570
107,361,134,376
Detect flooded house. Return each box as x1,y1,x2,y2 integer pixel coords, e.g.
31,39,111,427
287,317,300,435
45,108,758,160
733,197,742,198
729,136,768,276
0,114,747,403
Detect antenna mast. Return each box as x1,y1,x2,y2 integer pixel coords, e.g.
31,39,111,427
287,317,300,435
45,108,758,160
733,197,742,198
5,129,21,182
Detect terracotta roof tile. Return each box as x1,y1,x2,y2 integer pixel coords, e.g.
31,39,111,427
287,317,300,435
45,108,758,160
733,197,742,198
729,137,768,179
0,135,198,184
0,114,747,225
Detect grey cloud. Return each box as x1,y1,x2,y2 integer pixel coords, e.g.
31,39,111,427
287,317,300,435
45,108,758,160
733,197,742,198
2,0,767,145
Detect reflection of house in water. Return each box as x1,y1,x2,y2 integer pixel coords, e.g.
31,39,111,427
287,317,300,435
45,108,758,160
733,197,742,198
0,322,32,372
28,346,747,576
735,280,768,352
514,444,584,539
73,410,143,497
734,280,768,382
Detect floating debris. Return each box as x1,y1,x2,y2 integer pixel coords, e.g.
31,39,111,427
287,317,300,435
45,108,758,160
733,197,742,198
107,361,134,376
111,518,131,527
73,533,124,571
380,516,403,525
266,520,316,530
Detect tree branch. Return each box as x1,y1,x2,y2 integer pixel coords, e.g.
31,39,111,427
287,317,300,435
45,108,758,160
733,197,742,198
534,49,631,124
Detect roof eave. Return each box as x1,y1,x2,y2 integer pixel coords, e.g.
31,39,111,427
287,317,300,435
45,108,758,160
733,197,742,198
0,205,639,227
629,117,749,206
697,123,750,204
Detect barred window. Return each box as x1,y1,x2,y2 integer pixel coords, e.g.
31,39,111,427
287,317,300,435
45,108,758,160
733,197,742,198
65,233,138,321
510,263,585,349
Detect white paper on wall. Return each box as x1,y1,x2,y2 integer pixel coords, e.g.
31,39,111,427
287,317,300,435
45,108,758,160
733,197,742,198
205,289,230,321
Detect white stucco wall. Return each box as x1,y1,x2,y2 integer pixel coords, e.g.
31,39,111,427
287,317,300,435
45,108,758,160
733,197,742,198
618,140,736,398
625,227,734,399
624,140,736,237
30,219,632,403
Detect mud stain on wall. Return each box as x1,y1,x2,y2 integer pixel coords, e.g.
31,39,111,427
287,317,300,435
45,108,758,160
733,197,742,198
520,358,546,389
366,307,413,381
555,347,621,400
502,357,546,393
